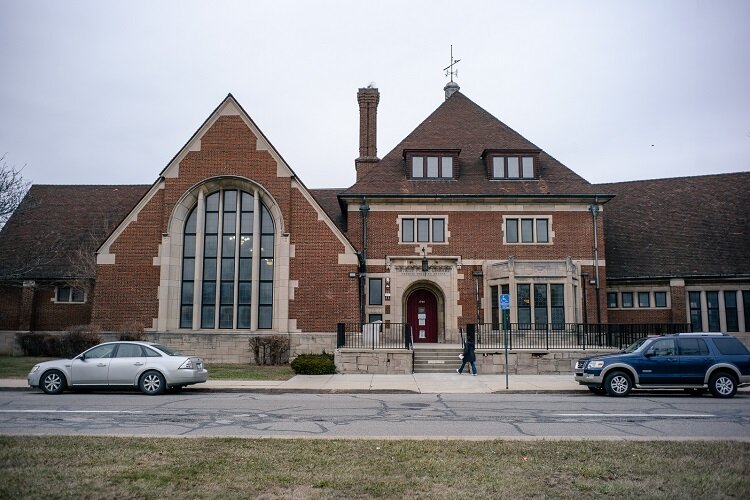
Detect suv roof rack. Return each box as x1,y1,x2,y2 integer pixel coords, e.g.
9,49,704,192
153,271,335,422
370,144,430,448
675,332,725,336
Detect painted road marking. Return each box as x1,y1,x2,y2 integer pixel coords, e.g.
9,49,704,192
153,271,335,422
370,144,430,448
0,410,143,414
554,413,715,418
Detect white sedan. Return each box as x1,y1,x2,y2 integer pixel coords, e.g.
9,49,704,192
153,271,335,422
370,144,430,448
28,341,208,395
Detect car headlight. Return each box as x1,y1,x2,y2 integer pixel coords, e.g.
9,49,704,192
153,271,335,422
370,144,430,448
587,360,605,369
30,365,40,374
179,359,195,370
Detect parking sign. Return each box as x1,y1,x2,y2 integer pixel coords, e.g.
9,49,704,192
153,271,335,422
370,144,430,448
500,294,510,310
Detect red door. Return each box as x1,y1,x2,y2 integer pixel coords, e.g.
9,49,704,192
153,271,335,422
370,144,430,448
407,289,438,343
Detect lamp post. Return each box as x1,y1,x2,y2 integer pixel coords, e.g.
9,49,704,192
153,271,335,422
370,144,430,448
421,247,429,272
589,201,602,324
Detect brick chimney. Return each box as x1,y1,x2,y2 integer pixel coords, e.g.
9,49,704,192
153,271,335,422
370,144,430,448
355,86,379,181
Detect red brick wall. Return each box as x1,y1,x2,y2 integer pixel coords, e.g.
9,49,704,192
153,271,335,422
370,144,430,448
0,285,21,329
92,114,358,333
33,287,93,331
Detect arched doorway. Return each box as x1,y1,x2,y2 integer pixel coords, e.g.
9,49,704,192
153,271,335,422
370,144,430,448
406,288,439,343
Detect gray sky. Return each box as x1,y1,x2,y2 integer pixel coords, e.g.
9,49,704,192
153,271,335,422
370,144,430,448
1,0,748,189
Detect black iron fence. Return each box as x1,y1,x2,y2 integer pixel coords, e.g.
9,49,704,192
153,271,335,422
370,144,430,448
473,323,691,350
336,322,413,350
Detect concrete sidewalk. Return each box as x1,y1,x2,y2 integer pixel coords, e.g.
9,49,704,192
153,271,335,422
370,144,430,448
3,373,584,394
6,374,749,394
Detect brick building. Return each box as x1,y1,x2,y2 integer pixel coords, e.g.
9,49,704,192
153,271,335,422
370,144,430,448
1,82,748,363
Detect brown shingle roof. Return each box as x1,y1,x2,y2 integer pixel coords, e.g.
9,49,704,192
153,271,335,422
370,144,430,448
599,172,750,280
343,92,601,197
309,188,347,233
0,185,149,280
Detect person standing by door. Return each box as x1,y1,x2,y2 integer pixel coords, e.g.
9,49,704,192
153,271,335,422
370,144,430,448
457,337,477,376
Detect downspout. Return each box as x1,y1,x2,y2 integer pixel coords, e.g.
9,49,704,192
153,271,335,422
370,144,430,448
589,198,602,324
359,200,370,325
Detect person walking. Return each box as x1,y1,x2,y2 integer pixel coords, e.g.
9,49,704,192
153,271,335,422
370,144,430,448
457,337,477,376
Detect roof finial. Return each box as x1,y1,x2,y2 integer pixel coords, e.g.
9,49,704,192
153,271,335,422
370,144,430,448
443,45,461,99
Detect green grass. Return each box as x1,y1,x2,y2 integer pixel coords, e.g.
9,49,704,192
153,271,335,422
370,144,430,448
0,437,747,499
0,356,294,381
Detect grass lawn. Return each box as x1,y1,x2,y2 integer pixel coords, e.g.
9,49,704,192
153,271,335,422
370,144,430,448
0,436,747,498
0,356,294,381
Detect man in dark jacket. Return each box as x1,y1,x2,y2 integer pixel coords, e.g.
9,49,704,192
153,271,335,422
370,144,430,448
457,338,477,376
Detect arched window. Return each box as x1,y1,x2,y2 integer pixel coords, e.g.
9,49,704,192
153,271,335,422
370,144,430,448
179,189,275,329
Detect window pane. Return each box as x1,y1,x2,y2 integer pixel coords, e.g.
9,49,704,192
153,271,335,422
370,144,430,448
201,306,215,329
607,292,618,308
219,306,233,329
432,219,445,242
427,157,439,178
369,314,383,323
238,282,251,304
655,292,667,307
417,219,429,242
223,190,237,211
442,156,453,178
116,344,143,358
725,291,738,332
71,288,85,302
239,234,253,257
185,209,197,234
181,282,193,305
237,305,251,328
707,291,720,331
506,219,518,243
260,258,274,280
622,292,633,308
412,157,423,178
58,287,70,302
689,291,702,331
221,258,234,280
638,292,650,308
369,278,382,305
261,206,274,233
204,235,217,257
259,282,273,304
517,284,531,326
402,219,414,242
239,258,252,280
220,282,234,304
534,284,548,325
205,192,219,211
205,212,219,233
493,157,505,178
507,157,520,178
536,219,548,243
240,212,253,234
522,157,534,178
180,306,193,328
241,192,254,212
222,235,236,257
203,258,216,280
223,212,236,234
258,305,272,329
183,235,196,258
261,235,274,258
202,281,216,304
521,219,534,243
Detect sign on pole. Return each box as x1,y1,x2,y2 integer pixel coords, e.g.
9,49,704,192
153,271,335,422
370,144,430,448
498,294,511,389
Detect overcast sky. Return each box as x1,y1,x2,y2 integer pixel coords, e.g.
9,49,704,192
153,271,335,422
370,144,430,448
1,1,748,190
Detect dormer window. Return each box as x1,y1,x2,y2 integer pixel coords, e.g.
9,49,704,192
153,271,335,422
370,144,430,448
405,149,460,179
483,149,540,180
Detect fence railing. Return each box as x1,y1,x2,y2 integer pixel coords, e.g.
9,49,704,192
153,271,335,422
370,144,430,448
336,322,413,350
474,323,691,350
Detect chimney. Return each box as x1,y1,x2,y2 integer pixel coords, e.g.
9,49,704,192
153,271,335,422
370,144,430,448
355,86,379,181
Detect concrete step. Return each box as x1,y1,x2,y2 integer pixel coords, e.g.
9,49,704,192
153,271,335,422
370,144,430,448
413,348,463,373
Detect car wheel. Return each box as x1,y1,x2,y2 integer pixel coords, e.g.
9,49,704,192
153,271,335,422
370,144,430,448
684,388,707,396
604,371,632,397
708,372,737,398
588,386,606,395
139,371,166,395
40,370,66,395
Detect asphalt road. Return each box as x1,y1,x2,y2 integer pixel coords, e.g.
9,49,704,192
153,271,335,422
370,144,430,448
1,391,749,440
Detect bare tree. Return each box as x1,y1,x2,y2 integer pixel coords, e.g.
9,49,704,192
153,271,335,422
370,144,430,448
0,153,31,229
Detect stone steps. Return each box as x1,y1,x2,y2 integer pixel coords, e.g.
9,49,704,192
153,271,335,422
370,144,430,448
413,347,464,373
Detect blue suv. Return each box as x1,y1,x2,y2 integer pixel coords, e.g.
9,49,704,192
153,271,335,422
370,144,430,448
575,333,750,398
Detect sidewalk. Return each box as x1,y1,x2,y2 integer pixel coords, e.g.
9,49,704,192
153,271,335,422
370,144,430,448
0,374,637,394
6,374,748,394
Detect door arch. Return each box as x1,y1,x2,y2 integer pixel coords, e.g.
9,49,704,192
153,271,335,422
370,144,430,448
406,288,439,343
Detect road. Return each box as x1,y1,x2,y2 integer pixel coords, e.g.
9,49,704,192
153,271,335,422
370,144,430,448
1,391,749,440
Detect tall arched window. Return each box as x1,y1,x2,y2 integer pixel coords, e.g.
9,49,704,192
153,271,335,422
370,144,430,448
180,188,275,330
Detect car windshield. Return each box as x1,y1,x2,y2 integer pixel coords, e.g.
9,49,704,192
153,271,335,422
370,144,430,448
622,337,650,353
151,344,182,356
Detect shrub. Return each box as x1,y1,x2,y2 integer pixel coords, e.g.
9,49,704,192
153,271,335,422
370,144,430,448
16,326,101,358
249,335,290,365
16,333,49,356
117,322,146,341
290,352,336,375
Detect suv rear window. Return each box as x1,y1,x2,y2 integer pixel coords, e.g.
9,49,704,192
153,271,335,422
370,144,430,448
712,337,750,355
677,338,709,356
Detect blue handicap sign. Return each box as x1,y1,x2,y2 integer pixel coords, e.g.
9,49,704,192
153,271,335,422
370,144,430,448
500,294,510,310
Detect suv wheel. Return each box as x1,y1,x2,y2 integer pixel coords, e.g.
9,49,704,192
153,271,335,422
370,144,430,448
708,372,737,398
604,371,632,397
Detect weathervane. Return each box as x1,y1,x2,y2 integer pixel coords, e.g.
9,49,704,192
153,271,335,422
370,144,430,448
443,45,461,82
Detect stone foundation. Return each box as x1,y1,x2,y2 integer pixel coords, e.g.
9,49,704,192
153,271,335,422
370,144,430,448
335,349,413,374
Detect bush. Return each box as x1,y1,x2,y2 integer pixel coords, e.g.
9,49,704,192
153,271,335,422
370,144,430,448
290,352,336,375
16,326,101,358
117,322,145,341
249,335,290,365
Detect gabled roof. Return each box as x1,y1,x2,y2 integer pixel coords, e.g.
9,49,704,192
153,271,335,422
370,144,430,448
0,185,148,281
310,188,347,233
343,92,603,198
599,172,750,280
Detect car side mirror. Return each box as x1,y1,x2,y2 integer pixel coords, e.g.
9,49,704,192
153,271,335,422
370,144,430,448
644,351,654,358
